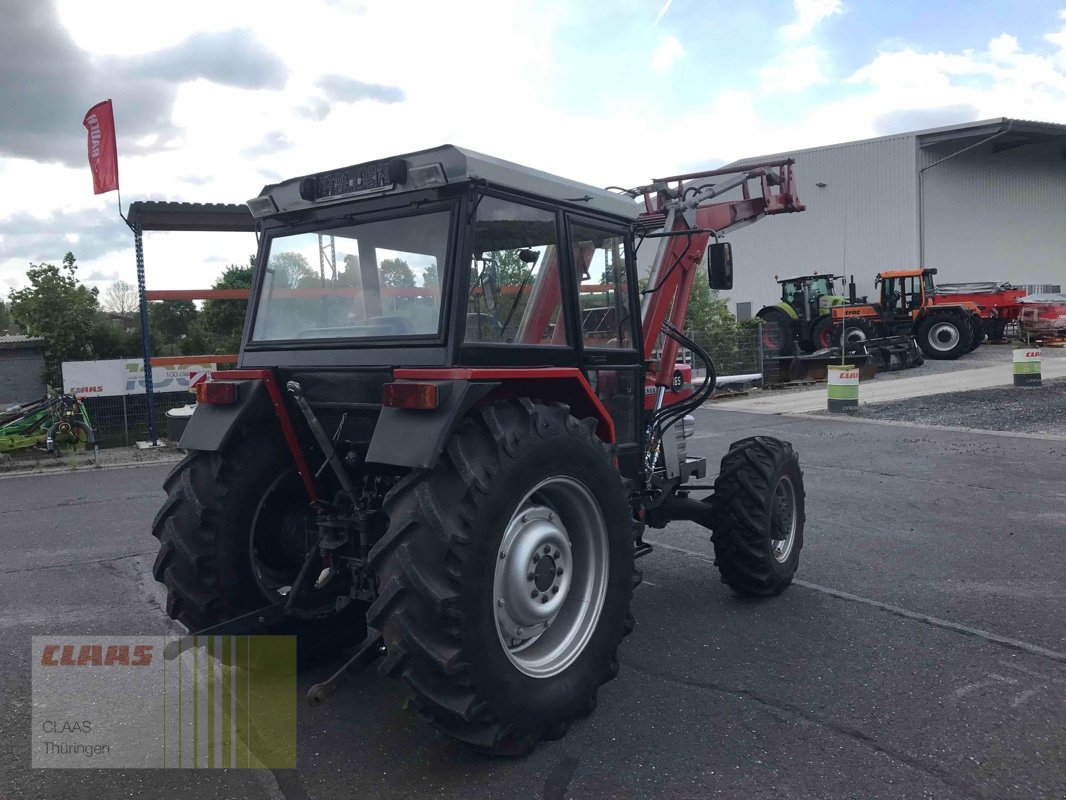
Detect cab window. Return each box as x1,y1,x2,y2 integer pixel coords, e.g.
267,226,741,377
570,223,635,349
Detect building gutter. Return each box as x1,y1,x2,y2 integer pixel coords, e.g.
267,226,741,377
917,120,1014,268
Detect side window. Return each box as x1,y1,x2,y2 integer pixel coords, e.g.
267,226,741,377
571,223,634,349
467,197,567,345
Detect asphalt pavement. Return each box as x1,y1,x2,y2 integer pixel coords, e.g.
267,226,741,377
2,411,1064,799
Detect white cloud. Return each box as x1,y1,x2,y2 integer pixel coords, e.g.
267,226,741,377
760,46,829,92
651,35,684,74
781,0,843,41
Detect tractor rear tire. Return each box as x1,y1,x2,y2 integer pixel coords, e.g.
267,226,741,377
757,308,797,357
916,311,973,360
367,399,637,755
151,435,368,662
710,436,805,597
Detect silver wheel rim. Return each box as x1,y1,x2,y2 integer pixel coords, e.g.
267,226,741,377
928,322,960,351
771,475,798,563
493,476,609,679
843,328,867,344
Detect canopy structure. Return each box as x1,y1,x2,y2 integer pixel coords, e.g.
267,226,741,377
126,201,256,232
125,201,256,444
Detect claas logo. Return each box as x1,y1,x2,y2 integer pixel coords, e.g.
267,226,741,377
39,643,153,667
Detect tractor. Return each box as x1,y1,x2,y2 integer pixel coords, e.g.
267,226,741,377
152,146,806,754
756,272,847,356
831,268,984,360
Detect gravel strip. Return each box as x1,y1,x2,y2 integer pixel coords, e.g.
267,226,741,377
810,377,1066,436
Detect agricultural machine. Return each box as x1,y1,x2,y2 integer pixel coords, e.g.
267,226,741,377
756,272,847,355
153,146,806,754
933,282,1026,341
0,391,98,460
756,272,923,375
831,268,984,360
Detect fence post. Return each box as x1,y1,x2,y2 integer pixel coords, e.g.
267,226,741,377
756,322,765,388
122,395,129,445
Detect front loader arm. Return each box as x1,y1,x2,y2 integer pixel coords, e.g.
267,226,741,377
637,160,804,386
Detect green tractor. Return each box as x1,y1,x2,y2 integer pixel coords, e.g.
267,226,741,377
756,273,848,356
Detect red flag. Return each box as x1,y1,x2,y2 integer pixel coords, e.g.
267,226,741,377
83,100,119,194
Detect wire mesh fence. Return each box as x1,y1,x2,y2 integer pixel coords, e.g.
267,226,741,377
680,324,765,384
43,366,193,449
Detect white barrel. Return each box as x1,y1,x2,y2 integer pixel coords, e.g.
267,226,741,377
827,364,859,411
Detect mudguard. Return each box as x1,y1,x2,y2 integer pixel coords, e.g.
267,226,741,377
365,381,498,469
178,379,273,452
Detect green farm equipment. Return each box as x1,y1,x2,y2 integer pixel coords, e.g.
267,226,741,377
0,391,98,460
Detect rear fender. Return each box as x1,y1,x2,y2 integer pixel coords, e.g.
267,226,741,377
365,381,498,469
178,379,273,451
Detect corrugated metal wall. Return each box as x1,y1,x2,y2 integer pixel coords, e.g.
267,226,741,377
921,141,1066,287
717,135,920,313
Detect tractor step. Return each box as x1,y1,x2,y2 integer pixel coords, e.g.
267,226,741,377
634,540,654,560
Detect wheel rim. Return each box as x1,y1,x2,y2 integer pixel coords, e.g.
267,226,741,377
493,476,609,679
928,322,960,351
842,328,867,345
770,474,798,563
763,327,781,349
249,470,321,606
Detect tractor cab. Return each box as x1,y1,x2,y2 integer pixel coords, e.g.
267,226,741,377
875,268,936,322
777,273,844,322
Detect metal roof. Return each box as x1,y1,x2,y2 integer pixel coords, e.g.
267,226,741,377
726,117,1066,164
0,334,45,349
126,202,256,232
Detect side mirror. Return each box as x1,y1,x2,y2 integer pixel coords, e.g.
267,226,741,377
708,242,733,290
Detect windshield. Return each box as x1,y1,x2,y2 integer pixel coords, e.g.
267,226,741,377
250,208,452,342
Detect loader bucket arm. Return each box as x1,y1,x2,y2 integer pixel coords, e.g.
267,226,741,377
636,160,804,385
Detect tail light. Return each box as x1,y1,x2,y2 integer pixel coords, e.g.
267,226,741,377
382,382,439,410
194,381,237,406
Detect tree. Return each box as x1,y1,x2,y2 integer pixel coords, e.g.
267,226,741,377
270,251,316,289
0,298,13,333
102,279,138,316
8,252,99,369
422,262,439,288
380,258,415,288
150,300,199,354
685,261,736,335
200,260,255,355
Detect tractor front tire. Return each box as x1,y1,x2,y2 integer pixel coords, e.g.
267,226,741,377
837,317,878,348
710,436,805,597
151,435,368,662
368,400,637,755
916,311,973,360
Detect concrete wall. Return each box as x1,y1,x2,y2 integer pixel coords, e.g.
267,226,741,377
0,345,46,405
921,141,1066,286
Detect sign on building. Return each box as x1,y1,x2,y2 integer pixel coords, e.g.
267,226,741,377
61,359,217,398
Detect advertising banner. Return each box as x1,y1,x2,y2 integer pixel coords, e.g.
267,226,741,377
61,359,217,398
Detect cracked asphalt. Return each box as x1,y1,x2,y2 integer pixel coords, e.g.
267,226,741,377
1,410,1064,799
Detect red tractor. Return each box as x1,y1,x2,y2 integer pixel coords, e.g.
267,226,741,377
153,146,805,754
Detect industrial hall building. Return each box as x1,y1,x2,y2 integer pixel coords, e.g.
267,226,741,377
717,117,1066,319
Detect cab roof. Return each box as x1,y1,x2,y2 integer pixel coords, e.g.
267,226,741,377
250,144,640,221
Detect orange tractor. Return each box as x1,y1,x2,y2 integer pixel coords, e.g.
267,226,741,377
831,268,984,360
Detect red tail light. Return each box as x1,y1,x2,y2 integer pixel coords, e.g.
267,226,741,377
382,382,439,410
194,381,237,405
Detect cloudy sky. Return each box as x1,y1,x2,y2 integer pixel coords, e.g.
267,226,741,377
2,0,1066,296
